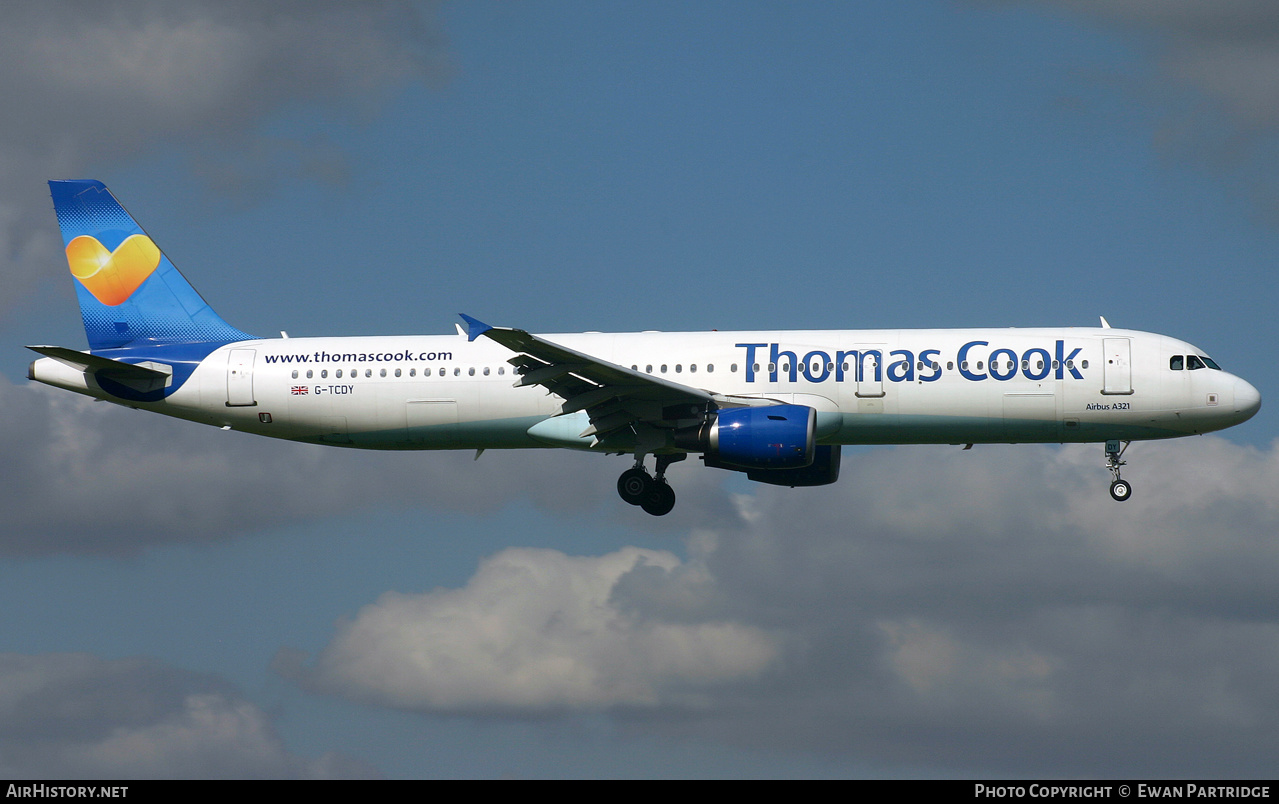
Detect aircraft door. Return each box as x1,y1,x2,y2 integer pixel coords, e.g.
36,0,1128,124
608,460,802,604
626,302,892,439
855,349,885,398
226,349,256,406
1102,338,1133,395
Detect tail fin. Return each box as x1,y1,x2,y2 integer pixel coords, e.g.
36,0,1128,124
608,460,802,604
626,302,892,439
48,180,254,351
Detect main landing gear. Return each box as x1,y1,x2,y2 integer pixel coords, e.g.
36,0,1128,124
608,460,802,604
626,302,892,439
617,454,684,516
1106,440,1132,502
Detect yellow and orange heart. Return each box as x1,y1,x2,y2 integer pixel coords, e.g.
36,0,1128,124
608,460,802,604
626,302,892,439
66,234,161,306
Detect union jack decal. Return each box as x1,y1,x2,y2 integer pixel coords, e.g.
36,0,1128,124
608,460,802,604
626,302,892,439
291,386,308,395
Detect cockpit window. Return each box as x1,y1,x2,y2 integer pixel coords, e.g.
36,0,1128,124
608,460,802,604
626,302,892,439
1201,356,1221,370
1187,355,1206,370
1170,355,1184,371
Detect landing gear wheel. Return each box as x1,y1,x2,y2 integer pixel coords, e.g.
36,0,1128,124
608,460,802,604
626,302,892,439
617,467,651,506
640,481,676,516
1110,479,1132,502
1104,440,1132,503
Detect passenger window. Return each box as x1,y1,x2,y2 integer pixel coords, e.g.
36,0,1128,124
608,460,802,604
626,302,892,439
498,367,505,375
646,365,653,374
365,369,372,378
337,370,343,378
380,368,387,378
708,364,715,373
690,364,697,373
484,367,490,376
454,368,461,376
661,364,668,373
468,367,475,376
321,370,328,378
306,370,313,379
395,368,401,377
1188,355,1206,370
291,370,298,379
424,368,431,377
1170,355,1184,371
410,368,416,377
675,364,682,373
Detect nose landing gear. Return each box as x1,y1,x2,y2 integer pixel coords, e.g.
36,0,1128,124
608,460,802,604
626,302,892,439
1106,440,1132,502
616,454,682,516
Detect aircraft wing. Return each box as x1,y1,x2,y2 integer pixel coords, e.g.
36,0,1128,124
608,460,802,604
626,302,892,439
460,314,721,445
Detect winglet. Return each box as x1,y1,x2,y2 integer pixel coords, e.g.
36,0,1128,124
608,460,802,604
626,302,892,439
1099,316,1112,329
459,314,492,342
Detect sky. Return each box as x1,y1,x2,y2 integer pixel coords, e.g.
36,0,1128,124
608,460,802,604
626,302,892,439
1,0,1278,779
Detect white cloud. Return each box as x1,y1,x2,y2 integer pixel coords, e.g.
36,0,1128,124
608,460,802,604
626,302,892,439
1037,0,1279,221
288,437,1279,775
0,652,376,778
668,439,1279,774
281,546,781,713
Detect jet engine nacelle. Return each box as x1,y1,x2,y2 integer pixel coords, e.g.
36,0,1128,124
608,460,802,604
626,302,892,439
744,444,841,487
676,404,816,470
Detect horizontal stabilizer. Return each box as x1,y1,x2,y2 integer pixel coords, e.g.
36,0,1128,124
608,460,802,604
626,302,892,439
27,345,173,392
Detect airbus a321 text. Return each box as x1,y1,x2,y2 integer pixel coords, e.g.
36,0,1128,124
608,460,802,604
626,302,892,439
28,180,1262,515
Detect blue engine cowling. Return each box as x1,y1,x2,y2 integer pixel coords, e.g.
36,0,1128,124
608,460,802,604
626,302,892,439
676,404,816,470
745,444,841,487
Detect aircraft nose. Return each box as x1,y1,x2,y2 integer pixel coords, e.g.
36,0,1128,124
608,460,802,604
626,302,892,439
1234,376,1262,422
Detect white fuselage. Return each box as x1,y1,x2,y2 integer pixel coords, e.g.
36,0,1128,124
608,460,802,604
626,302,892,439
30,326,1262,452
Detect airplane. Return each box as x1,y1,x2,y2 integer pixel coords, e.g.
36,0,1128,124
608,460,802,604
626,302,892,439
28,180,1262,516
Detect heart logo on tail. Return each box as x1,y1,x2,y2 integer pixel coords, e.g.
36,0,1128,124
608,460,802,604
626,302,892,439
66,234,162,306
